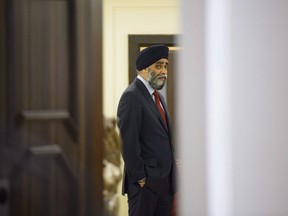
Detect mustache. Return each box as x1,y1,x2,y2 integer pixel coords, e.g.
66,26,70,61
156,74,168,79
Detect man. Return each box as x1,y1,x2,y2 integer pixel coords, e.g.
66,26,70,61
117,44,176,216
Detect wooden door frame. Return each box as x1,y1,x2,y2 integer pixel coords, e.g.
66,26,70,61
76,0,103,215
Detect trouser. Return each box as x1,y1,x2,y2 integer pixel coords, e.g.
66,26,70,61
127,175,174,216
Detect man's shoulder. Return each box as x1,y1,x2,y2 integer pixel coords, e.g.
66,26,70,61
123,83,139,95
122,79,143,95
119,84,141,104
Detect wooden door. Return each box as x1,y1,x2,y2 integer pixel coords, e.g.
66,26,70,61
0,0,103,215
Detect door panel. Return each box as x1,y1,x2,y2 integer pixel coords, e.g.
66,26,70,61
6,1,79,215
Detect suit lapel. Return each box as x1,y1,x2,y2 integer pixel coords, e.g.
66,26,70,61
159,93,175,153
159,93,172,131
134,79,169,132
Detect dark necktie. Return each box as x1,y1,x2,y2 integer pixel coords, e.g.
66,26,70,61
153,90,167,126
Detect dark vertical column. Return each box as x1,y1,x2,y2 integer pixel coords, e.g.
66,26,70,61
75,0,103,215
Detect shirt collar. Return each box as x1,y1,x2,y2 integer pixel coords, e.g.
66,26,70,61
137,75,155,96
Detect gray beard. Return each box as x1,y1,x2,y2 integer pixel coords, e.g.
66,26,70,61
147,71,167,90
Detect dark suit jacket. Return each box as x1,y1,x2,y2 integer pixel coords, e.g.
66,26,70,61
117,78,176,197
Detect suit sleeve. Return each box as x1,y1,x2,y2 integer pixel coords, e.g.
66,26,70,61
117,92,146,183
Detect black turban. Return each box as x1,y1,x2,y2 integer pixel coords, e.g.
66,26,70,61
136,44,169,71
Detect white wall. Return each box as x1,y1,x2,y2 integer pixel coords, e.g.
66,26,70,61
178,0,288,215
231,0,288,215
103,1,180,215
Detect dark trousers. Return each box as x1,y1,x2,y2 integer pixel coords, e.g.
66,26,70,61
127,175,174,216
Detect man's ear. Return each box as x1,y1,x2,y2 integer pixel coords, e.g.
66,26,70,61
143,68,148,74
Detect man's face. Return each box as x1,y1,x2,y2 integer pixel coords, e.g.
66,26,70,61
147,58,169,90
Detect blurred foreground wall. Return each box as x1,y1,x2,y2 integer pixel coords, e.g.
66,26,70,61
178,0,288,215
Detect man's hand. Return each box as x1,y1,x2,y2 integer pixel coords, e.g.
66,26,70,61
138,177,146,188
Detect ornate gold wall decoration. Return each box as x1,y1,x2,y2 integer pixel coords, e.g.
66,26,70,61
103,118,122,216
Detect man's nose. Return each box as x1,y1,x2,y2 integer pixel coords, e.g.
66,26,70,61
161,68,167,74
